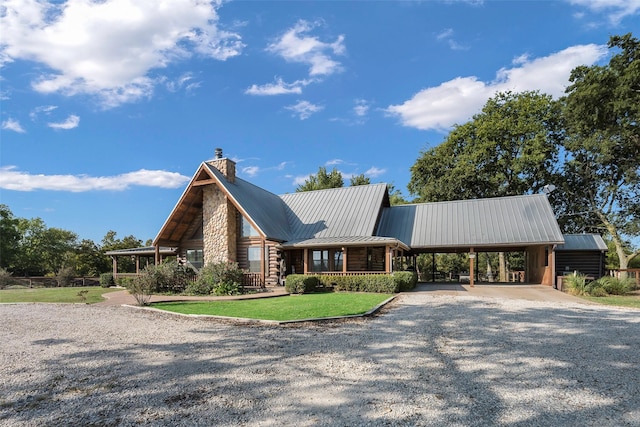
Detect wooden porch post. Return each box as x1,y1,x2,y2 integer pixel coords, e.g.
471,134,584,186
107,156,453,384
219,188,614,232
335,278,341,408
342,247,347,273
155,245,160,265
469,248,475,288
135,256,140,274
303,248,308,274
111,256,117,280
261,239,266,286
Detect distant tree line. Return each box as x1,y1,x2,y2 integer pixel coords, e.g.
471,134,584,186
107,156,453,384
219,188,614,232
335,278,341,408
0,204,147,277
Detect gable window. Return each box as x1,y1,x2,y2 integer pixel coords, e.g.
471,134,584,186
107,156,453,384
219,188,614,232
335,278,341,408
241,216,259,237
248,247,261,273
186,249,203,270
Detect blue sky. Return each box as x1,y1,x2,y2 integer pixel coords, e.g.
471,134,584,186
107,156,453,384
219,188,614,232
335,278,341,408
1,0,639,244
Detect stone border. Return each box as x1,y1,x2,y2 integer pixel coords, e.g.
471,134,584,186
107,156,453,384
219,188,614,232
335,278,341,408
122,294,397,325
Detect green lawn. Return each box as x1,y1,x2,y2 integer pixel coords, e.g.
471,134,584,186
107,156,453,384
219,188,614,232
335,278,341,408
582,294,640,309
152,292,394,321
0,286,120,304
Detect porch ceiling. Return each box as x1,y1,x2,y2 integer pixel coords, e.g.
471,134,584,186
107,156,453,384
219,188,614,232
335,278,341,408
155,186,203,246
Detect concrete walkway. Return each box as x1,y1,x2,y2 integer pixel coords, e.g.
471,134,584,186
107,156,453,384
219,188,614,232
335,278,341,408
412,282,590,304
97,287,289,306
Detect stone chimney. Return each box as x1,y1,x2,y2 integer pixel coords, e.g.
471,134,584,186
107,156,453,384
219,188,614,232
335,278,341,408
207,147,236,183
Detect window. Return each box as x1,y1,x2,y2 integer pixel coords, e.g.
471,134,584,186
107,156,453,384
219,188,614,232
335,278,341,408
248,247,261,273
241,216,259,237
312,250,329,272
334,250,343,271
186,249,203,270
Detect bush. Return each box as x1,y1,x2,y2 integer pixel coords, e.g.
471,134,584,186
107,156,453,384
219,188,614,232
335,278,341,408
0,268,17,290
395,271,418,292
213,281,240,296
586,276,633,296
100,273,115,288
117,276,134,288
187,261,244,296
56,267,75,287
147,261,192,294
319,274,399,293
563,273,588,296
285,275,321,294
129,271,154,306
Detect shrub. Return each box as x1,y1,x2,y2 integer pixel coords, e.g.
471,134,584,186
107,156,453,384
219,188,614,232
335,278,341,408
285,275,320,294
213,281,240,296
56,267,76,287
563,273,588,296
319,274,399,293
395,271,418,292
147,261,192,294
586,276,632,296
188,261,244,296
117,276,134,288
100,273,115,288
0,268,17,290
129,271,154,306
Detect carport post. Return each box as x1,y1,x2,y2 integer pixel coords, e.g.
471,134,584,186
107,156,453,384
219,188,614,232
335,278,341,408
469,248,475,287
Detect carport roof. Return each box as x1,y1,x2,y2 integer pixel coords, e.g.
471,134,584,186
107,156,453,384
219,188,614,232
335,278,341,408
376,194,565,250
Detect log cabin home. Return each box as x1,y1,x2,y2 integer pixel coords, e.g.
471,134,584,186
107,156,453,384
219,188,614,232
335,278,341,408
108,148,593,288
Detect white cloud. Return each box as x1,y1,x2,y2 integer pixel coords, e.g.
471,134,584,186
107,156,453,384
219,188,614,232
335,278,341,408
47,114,80,130
0,0,243,107
567,0,640,24
267,20,345,76
365,167,386,178
0,166,190,192
436,28,468,51
1,118,26,133
165,72,201,93
285,100,324,120
325,159,344,166
30,105,58,120
245,77,312,96
385,43,607,131
242,166,261,177
353,99,370,117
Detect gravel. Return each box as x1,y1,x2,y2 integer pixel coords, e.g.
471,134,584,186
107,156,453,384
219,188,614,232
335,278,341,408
1,294,639,426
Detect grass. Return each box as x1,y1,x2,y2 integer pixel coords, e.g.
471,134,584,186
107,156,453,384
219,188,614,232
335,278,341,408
152,292,394,321
0,286,120,304
582,294,640,309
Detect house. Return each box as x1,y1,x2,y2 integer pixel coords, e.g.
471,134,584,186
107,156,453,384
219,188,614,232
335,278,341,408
109,148,570,287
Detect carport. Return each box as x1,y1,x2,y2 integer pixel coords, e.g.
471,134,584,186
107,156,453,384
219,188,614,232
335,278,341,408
377,194,565,286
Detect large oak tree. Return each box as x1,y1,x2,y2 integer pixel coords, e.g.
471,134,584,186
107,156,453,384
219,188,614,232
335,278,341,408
561,33,640,271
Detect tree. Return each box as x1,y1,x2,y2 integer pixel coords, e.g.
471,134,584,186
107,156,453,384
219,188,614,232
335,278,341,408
0,205,20,269
408,91,563,281
74,239,111,276
409,91,562,202
101,230,144,274
561,33,640,271
387,184,409,205
350,174,370,186
296,166,344,192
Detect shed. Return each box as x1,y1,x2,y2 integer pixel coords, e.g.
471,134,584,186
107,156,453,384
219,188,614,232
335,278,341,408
555,234,607,279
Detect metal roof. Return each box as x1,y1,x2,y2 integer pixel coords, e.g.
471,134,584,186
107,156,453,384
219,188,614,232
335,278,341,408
105,246,177,256
278,236,409,250
377,194,565,249
279,183,388,240
205,165,292,241
556,234,607,251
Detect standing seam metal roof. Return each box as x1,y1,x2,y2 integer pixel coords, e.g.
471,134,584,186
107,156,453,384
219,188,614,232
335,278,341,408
556,234,608,251
377,194,564,248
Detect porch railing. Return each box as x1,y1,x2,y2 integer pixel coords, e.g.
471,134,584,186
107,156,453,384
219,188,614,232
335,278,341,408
242,273,265,289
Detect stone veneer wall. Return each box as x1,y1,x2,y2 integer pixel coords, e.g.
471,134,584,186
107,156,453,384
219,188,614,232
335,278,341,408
202,185,237,265
207,159,235,183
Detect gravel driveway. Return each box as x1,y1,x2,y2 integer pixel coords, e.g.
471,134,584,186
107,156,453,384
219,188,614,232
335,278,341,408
1,293,639,426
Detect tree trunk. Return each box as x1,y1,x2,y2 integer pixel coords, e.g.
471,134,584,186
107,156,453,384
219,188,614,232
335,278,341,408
499,252,507,282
